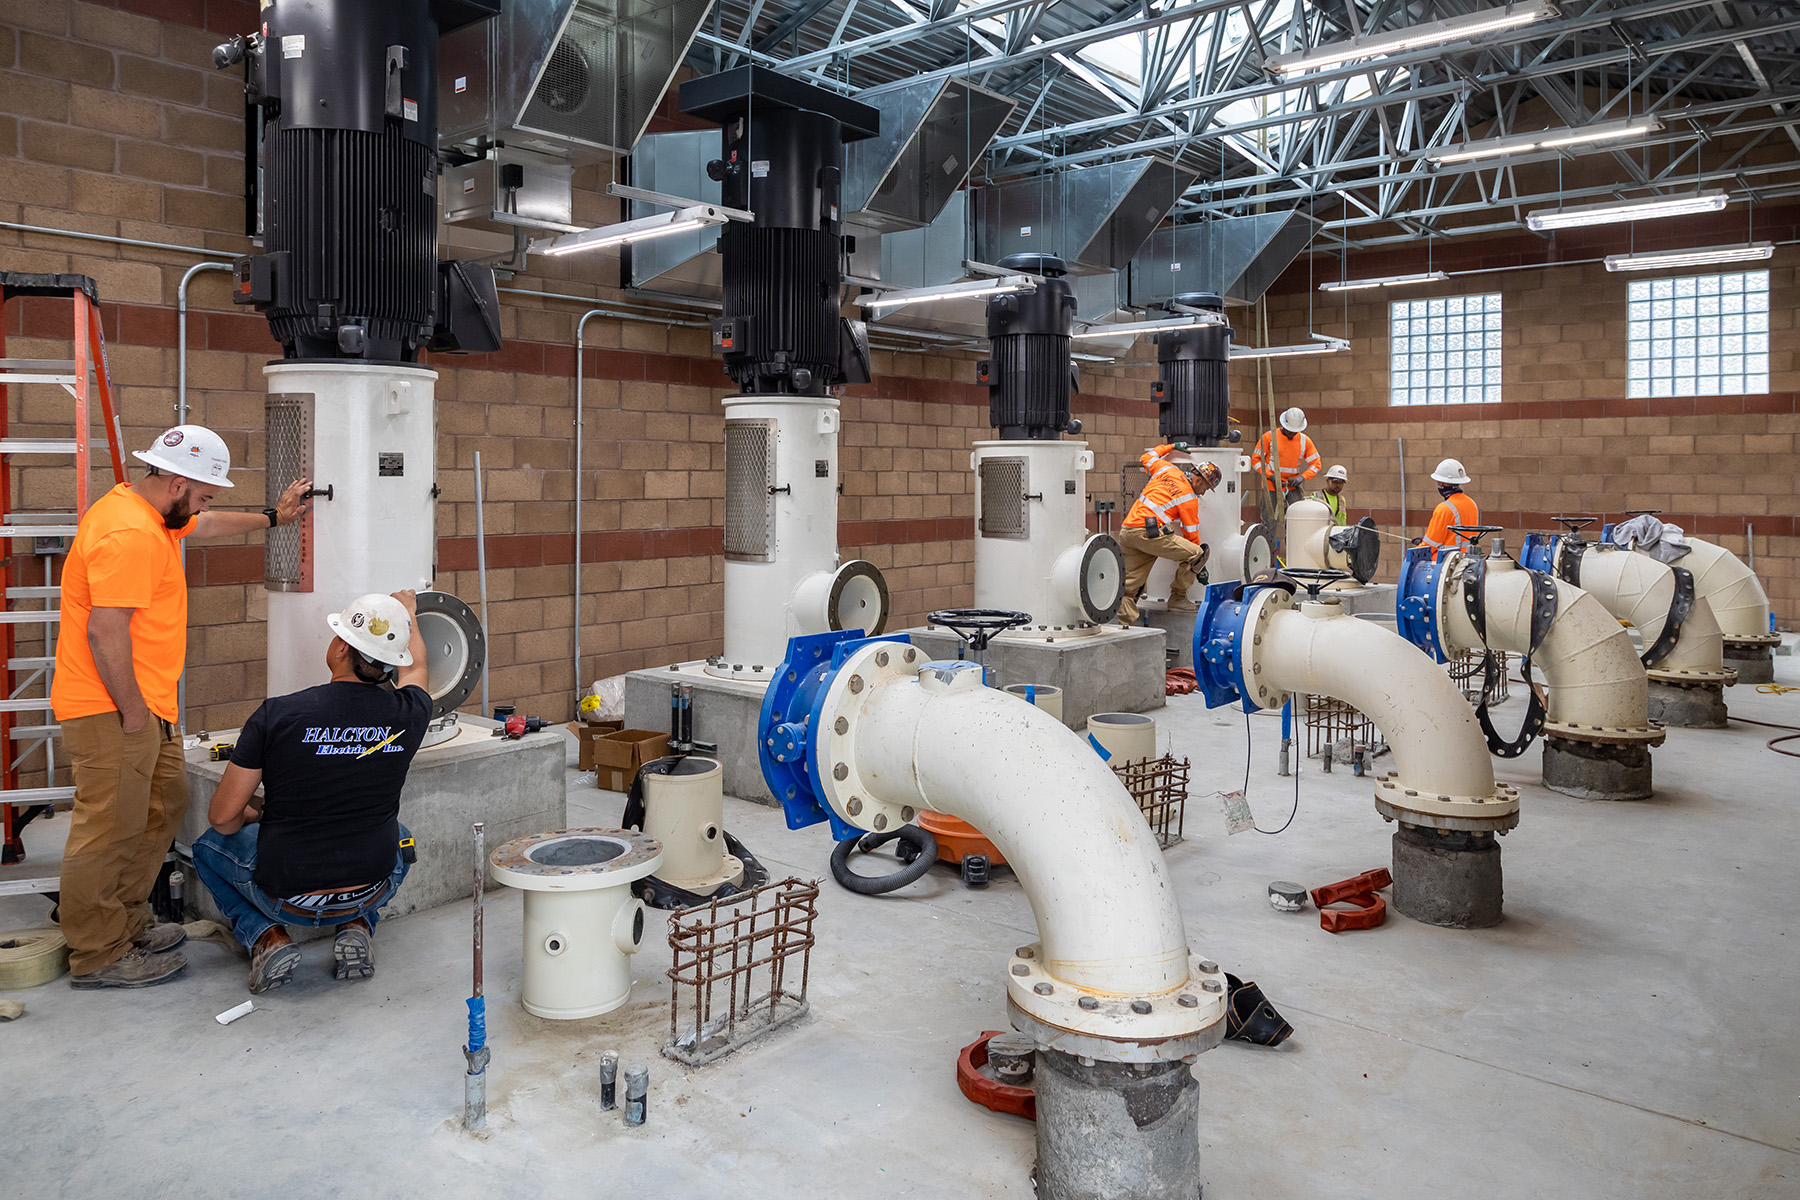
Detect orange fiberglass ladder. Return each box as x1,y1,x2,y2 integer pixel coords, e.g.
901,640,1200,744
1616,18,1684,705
0,273,128,900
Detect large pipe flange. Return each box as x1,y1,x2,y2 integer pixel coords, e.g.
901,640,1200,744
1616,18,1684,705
1646,665,1736,688
813,640,930,835
1194,584,1295,711
1372,770,1519,833
1540,719,1667,747
1722,634,1779,685
1005,943,1227,1065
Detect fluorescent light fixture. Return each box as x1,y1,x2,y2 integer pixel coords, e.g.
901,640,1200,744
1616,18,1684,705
534,205,728,257
1604,241,1774,272
1430,116,1658,164
1526,189,1729,232
1268,0,1552,77
1071,313,1228,340
1230,337,1350,360
863,275,1036,310
1318,271,1448,293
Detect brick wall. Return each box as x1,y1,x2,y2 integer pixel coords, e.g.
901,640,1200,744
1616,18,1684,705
1229,220,1800,626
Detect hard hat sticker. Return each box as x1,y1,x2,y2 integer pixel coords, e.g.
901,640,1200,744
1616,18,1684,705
163,431,184,446
368,617,390,637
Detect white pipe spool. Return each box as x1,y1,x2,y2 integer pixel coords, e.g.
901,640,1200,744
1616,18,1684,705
972,440,1122,635
1085,712,1157,765
1564,547,1733,685
1002,682,1064,722
489,829,662,1020
1235,592,1517,831
1284,498,1351,575
639,757,744,892
806,645,1227,1061
711,395,888,682
262,362,438,697
1435,553,1664,738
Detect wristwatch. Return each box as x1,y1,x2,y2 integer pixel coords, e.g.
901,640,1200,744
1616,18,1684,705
263,507,279,528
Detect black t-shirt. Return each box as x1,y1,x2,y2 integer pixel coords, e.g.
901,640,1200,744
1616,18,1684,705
231,681,433,896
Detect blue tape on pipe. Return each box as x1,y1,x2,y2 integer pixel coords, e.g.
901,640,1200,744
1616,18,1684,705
1088,733,1112,761
466,995,486,1053
1025,685,1036,705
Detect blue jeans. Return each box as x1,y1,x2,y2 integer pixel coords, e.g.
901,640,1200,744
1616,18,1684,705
192,824,411,952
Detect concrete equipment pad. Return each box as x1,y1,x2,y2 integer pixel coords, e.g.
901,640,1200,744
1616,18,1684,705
625,663,776,805
177,715,566,926
900,624,1168,728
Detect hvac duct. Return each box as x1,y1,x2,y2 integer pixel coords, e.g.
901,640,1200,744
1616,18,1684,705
1129,210,1321,307
842,78,1016,233
759,630,1227,1198
1196,580,1519,927
437,0,709,157
1522,533,1734,729
1397,545,1666,801
976,159,1200,275
681,69,890,680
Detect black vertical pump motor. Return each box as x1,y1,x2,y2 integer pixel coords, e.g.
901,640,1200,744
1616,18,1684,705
980,253,1082,440
680,68,879,395
1152,292,1237,445
214,0,502,361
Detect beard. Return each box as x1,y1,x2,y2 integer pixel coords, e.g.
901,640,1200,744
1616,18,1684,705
162,492,195,530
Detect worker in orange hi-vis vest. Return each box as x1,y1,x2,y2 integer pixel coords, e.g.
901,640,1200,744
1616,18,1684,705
1117,445,1221,626
1250,407,1322,515
1416,458,1480,559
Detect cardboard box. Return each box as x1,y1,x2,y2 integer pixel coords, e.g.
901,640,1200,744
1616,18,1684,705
567,720,625,772
589,728,670,792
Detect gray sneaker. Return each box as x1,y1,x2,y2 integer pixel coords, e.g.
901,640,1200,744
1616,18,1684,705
70,946,188,989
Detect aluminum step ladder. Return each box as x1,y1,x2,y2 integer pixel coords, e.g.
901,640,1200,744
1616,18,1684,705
0,273,127,896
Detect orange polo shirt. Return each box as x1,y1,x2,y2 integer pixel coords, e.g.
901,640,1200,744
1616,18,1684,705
52,484,198,723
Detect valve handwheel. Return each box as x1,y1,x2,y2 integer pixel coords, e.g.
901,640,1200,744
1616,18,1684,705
927,609,1034,658
1278,567,1351,600
1552,515,1598,538
1448,523,1504,551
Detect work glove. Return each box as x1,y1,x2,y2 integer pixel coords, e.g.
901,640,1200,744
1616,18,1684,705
1198,567,1210,586
1171,441,1191,451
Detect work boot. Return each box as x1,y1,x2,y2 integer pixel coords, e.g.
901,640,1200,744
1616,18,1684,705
69,946,188,989
135,922,188,954
333,918,374,982
247,928,301,994
1166,597,1199,612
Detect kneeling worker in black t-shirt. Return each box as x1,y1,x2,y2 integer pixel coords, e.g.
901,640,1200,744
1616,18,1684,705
193,590,431,993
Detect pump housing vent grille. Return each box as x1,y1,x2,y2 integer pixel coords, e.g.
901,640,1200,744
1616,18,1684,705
265,393,314,592
724,419,776,562
978,456,1029,540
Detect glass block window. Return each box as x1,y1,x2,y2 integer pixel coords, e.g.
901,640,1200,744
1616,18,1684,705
1627,272,1769,398
1389,293,1502,405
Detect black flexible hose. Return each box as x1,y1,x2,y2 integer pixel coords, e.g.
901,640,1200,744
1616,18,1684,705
830,826,938,895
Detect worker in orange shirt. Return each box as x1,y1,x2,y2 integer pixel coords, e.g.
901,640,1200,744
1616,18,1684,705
1250,407,1322,524
1117,444,1222,626
53,425,312,990
1416,458,1480,559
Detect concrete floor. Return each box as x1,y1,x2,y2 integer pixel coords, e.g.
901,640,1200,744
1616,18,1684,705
2,652,1797,1199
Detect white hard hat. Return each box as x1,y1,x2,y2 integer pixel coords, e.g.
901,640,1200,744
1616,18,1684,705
132,424,234,488
1431,457,1471,485
326,594,414,667
1278,407,1307,433
1325,464,1348,481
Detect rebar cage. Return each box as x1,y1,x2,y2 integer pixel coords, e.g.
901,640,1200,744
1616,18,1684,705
665,876,820,1067
1113,753,1189,849
1449,648,1511,706
1300,692,1380,761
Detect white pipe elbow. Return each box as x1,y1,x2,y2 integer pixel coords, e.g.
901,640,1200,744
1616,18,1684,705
1442,559,1653,732
1566,548,1727,680
1676,537,1772,641
1256,602,1499,806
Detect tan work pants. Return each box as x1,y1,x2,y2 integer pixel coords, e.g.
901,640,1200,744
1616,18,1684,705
59,712,189,974
1117,525,1207,625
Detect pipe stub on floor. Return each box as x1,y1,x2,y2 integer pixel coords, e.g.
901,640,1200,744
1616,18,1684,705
490,828,663,892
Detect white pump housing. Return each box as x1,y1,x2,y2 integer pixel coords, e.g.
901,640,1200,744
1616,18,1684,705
263,362,438,696
972,440,1123,633
712,395,889,680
